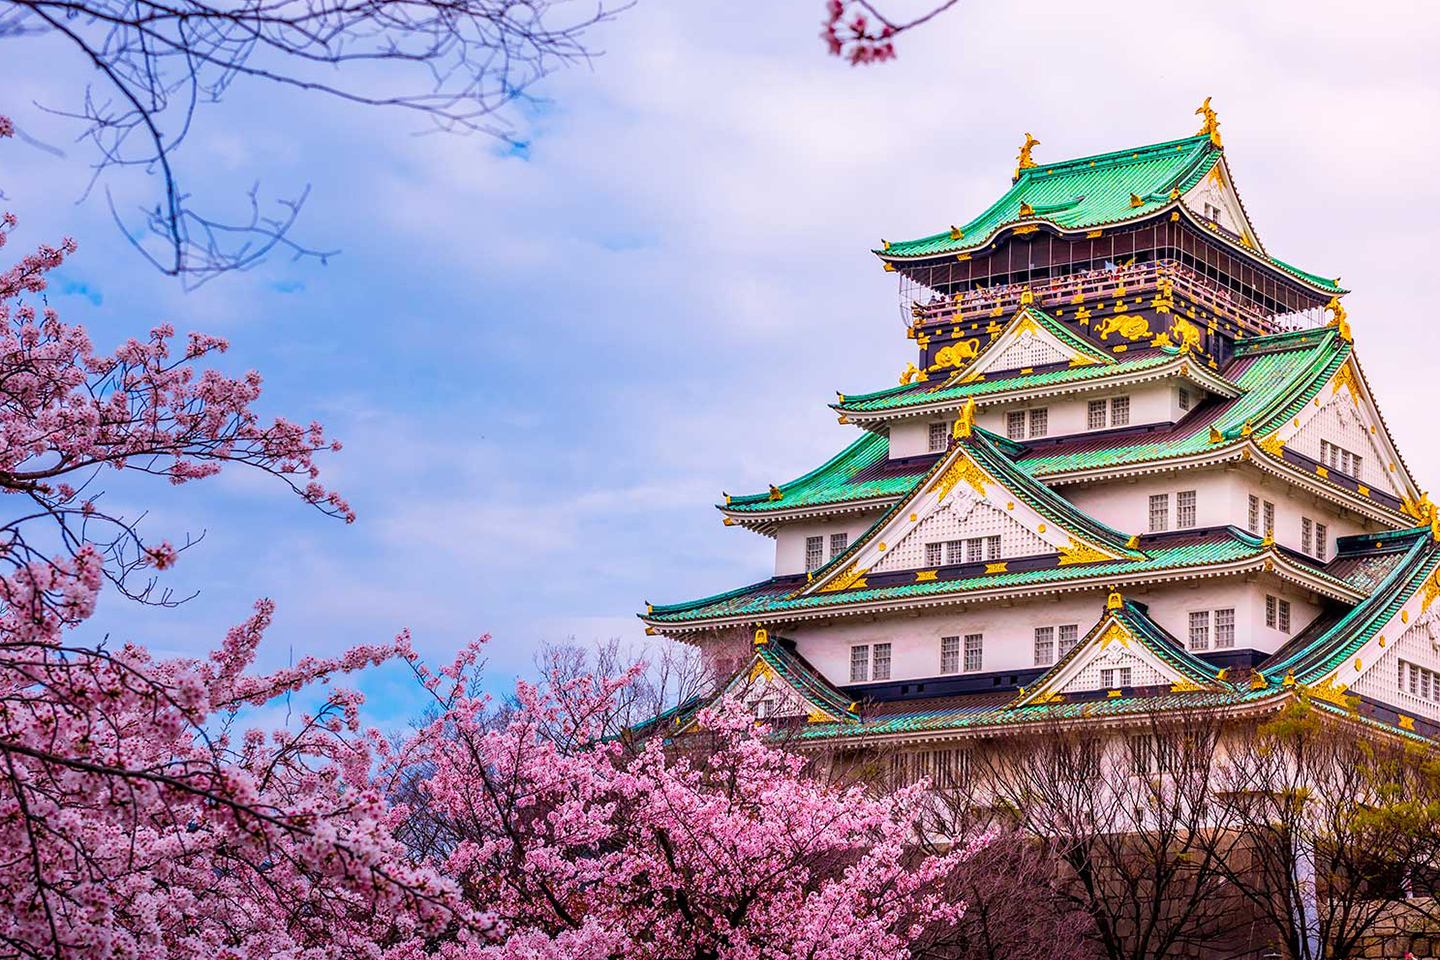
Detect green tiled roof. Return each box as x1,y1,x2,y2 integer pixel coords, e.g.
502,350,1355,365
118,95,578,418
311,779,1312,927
1017,329,1345,478
881,136,1219,259
877,134,1341,294
1263,529,1438,685
723,430,896,515
750,640,859,721
794,685,1275,742
837,350,1177,414
649,529,1263,623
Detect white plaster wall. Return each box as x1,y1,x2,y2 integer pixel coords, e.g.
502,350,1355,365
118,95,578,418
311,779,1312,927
974,380,1185,440
889,420,940,459
1063,465,1375,555
788,576,1324,687
773,513,883,576
1286,393,1403,496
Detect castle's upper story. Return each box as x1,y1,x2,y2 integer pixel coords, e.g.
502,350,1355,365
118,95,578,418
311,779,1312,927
639,106,1440,747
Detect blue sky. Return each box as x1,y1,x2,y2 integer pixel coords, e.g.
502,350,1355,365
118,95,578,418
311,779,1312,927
2,1,1439,726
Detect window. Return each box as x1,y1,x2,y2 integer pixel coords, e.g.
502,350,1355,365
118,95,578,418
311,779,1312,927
1266,595,1292,633
1058,623,1079,655
1399,661,1440,703
1321,440,1363,478
1028,408,1049,438
1204,202,1222,223
850,645,871,682
963,536,1001,563
1006,411,1026,440
1178,386,1192,412
1101,667,1132,689
1034,626,1055,666
940,636,961,674
1149,494,1170,533
1215,608,1236,649
1132,734,1183,776
963,634,984,672
928,421,949,452
1177,490,1197,529
829,532,848,559
872,643,892,682
890,748,971,790
1264,500,1275,537
1087,399,1108,431
927,540,966,566
1111,396,1131,427
1189,610,1211,651
1248,495,1260,534
805,536,824,571
1300,518,1327,561
755,694,776,719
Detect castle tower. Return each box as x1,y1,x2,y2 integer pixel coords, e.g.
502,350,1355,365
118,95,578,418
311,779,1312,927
640,105,1440,749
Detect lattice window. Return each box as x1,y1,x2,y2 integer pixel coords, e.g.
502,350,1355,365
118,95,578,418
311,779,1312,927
1264,500,1275,537
928,421,949,452
1034,626,1055,666
947,539,966,564
1029,408,1048,438
805,536,824,571
1177,490,1197,529
830,532,848,558
890,748,972,790
1006,411,1026,440
925,542,943,567
872,643,892,681
1215,608,1235,649
1265,595,1292,632
1179,386,1192,411
1248,495,1260,533
963,634,983,673
940,636,961,674
850,645,870,682
1189,611,1211,651
1087,399,1108,431
1149,494,1170,533
1316,523,1328,561
1100,667,1132,689
875,501,1046,573
1111,396,1131,427
1301,517,1313,555
1058,624,1079,655
1321,439,1363,478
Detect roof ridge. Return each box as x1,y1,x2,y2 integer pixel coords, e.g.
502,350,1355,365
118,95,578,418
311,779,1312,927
724,431,886,508
1024,134,1213,177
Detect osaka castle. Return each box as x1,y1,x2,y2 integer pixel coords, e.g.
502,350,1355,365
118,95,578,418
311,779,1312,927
639,103,1440,750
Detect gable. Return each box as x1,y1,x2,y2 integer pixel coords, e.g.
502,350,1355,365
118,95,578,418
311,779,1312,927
930,305,1111,382
870,495,1049,572
1349,604,1440,724
1263,355,1415,499
1182,159,1261,250
803,429,1134,596
1013,597,1222,707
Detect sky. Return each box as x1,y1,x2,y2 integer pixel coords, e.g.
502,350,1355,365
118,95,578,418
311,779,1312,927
1,0,1439,726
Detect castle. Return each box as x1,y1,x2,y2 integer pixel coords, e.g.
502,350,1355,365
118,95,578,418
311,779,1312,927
640,103,1440,762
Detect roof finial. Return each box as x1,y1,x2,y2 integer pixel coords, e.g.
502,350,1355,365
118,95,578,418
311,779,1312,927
1107,590,1123,611
1195,96,1222,148
1014,132,1040,182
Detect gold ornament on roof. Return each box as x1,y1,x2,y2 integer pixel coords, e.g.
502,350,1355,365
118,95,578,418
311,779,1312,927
930,337,980,372
1325,296,1352,342
1019,201,1035,218
753,628,769,647
1106,590,1123,611
1014,132,1040,181
1195,96,1222,148
1169,317,1201,353
899,362,922,385
949,225,964,241
767,484,783,501
935,451,988,501
951,398,977,441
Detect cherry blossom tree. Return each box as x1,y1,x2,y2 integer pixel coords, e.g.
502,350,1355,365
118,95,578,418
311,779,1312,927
389,642,988,960
822,1,963,64
0,116,457,959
